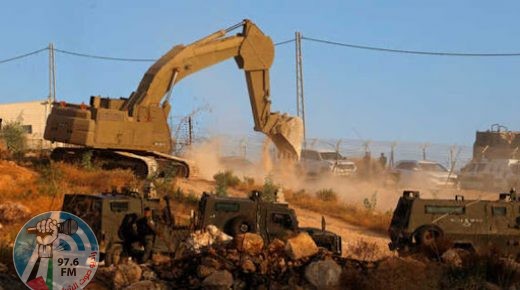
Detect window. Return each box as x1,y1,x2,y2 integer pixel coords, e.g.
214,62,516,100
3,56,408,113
271,213,294,228
215,202,239,212
320,152,342,161
22,125,32,134
396,162,417,170
425,205,465,214
418,163,448,172
492,206,507,216
110,202,128,213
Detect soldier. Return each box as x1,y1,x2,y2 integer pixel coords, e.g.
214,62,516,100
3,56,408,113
510,188,517,201
379,152,388,169
136,207,156,263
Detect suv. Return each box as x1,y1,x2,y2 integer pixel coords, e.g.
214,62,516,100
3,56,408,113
300,149,357,177
391,160,458,189
459,159,520,191
389,190,520,256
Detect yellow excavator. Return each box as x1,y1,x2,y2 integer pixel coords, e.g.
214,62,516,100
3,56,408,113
44,19,303,178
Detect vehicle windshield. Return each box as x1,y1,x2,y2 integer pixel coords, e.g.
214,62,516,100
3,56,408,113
320,152,343,160
418,162,448,172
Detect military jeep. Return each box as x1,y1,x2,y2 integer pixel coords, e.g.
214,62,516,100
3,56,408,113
62,192,191,265
389,190,520,257
196,192,342,255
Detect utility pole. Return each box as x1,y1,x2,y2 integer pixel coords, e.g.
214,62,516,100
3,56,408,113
188,116,193,146
48,43,56,103
295,32,306,146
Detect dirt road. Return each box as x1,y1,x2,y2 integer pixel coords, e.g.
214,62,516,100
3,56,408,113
292,206,395,260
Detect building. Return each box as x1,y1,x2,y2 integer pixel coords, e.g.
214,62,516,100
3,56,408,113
0,99,54,149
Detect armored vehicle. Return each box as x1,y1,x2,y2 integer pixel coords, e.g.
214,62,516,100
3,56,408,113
62,192,190,265
474,124,520,160
62,190,342,265
196,192,342,255
388,190,520,257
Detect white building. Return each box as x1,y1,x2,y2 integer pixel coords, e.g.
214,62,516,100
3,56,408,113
0,99,54,149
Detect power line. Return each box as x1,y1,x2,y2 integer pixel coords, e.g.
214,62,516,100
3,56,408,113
54,48,156,62
0,47,48,64
302,36,520,57
275,38,295,46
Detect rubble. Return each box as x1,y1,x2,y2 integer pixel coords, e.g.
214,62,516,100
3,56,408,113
235,233,264,255
304,259,342,289
285,232,319,260
202,270,234,289
0,202,29,223
113,260,143,289
441,248,471,268
182,225,233,254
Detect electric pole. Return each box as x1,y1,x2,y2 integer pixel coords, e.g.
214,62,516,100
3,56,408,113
295,32,306,146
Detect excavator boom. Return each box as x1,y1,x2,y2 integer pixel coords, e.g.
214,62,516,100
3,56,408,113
44,20,302,178
123,19,303,158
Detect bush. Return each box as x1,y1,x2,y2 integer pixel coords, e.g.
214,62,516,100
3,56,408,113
262,176,278,202
213,171,241,197
0,121,27,159
363,191,378,211
316,188,338,202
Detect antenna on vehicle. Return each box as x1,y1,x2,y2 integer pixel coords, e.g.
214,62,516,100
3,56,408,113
321,216,326,231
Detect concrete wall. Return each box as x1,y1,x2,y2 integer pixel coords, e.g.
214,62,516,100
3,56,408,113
0,99,54,149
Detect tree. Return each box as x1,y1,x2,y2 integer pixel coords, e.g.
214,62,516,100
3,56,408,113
0,121,27,159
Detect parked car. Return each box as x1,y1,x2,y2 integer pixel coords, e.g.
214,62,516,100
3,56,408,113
300,149,357,177
391,160,458,189
459,158,520,191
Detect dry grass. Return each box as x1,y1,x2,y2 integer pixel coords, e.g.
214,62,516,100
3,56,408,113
285,190,391,234
348,239,383,261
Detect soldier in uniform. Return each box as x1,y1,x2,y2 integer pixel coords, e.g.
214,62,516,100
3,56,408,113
136,207,156,263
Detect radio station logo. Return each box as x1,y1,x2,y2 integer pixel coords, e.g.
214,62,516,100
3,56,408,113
13,211,99,290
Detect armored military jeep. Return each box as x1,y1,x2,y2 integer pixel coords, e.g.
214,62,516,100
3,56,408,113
62,192,190,265
388,190,520,257
196,192,342,255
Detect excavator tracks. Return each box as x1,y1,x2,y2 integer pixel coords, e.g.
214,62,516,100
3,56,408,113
50,147,191,179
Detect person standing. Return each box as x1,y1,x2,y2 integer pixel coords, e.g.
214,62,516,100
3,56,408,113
379,153,388,169
136,207,156,263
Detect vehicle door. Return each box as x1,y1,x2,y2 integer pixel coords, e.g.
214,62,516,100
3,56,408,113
263,209,297,243
487,203,513,233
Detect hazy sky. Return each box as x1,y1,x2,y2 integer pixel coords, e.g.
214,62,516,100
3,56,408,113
1,1,520,145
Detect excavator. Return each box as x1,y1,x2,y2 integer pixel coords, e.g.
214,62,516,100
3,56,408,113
44,19,303,178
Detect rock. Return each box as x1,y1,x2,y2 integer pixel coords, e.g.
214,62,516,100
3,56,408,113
304,259,342,289
202,270,234,290
268,238,286,254
0,202,29,223
123,280,167,290
241,258,256,273
285,232,319,260
201,257,221,269
113,260,142,289
197,265,217,278
441,248,470,268
484,282,502,290
235,233,264,255
207,224,233,243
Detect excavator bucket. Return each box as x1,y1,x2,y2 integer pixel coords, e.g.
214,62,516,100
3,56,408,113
266,114,304,160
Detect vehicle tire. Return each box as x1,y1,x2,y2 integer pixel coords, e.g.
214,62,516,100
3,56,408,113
105,244,123,266
416,226,443,248
228,217,254,237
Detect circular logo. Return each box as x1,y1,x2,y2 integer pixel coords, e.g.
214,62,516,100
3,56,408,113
13,211,99,290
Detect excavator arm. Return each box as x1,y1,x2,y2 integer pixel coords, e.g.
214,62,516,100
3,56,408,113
123,19,303,159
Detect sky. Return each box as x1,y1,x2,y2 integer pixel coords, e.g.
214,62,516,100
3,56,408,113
1,1,520,146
